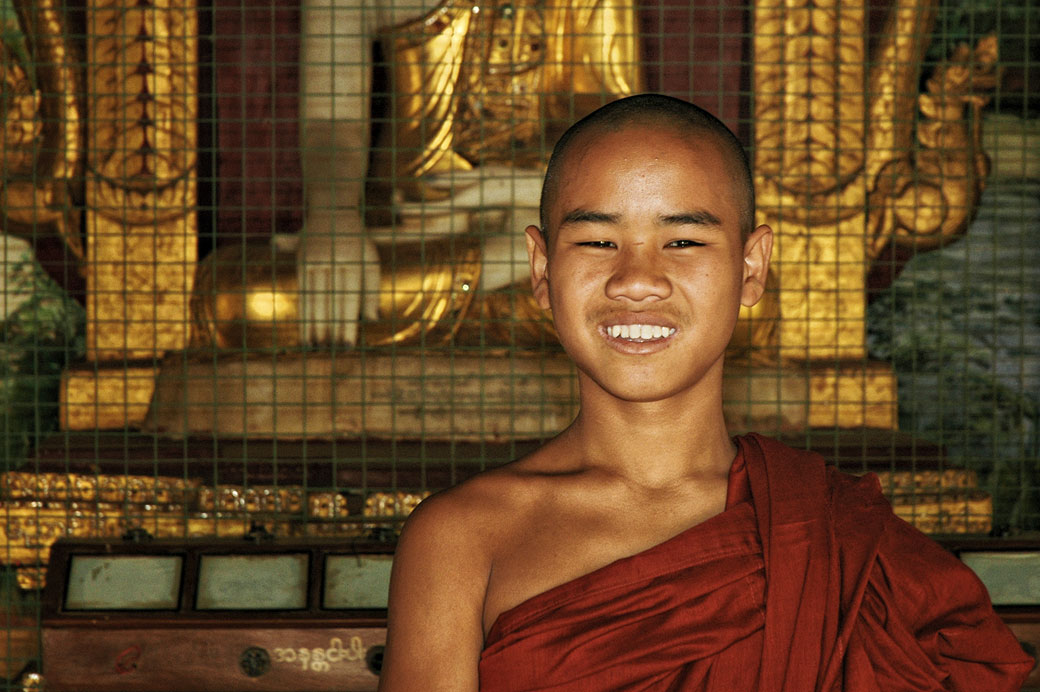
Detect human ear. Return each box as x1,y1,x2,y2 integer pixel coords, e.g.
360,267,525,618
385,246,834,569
525,225,552,310
740,224,773,307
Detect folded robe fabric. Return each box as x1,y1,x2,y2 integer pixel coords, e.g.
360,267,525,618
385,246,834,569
478,433,1034,691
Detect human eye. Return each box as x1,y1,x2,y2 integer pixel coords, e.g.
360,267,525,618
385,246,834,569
666,239,706,248
576,240,616,249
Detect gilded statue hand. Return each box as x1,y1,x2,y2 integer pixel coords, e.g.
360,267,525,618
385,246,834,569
296,210,381,345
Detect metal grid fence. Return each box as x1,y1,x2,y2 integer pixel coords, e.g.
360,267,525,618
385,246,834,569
0,0,1036,687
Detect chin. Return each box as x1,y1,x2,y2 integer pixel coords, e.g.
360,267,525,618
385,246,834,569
580,367,720,405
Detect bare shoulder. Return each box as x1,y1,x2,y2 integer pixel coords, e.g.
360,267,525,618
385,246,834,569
377,462,546,691
400,461,543,554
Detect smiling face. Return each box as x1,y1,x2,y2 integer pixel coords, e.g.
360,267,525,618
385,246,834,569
526,123,772,405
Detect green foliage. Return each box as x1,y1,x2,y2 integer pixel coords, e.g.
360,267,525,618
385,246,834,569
0,244,84,469
867,234,1040,531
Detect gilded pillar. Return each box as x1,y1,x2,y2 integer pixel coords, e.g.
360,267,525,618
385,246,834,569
61,0,198,429
753,0,995,428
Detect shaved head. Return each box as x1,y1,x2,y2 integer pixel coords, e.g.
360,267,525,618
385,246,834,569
539,94,755,241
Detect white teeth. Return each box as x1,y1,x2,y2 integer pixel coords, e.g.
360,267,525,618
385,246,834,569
606,324,676,342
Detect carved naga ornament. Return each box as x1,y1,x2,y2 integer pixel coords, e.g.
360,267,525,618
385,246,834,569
1,0,84,260
753,0,997,361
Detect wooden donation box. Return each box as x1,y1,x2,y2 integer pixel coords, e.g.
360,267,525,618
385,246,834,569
41,534,390,691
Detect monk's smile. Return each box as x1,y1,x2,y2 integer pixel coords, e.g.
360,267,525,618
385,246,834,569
604,324,677,341
600,314,679,353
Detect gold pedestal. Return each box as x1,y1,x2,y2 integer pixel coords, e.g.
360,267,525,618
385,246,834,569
145,351,579,442
143,351,896,440
806,360,897,429
723,359,897,432
60,365,158,430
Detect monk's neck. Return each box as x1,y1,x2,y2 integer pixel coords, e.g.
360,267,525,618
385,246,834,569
561,384,735,490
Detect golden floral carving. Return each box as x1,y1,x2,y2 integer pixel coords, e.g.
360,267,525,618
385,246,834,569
754,0,866,206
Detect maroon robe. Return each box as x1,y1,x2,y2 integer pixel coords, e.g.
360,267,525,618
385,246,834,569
479,434,1034,690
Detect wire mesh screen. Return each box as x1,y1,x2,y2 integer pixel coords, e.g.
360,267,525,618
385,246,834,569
0,0,1037,687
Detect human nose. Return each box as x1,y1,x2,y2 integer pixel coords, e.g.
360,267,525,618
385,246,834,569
604,245,672,302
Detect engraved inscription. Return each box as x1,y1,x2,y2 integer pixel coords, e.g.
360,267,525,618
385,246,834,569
272,637,368,673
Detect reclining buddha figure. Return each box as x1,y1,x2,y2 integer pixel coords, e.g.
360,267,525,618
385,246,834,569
191,0,650,350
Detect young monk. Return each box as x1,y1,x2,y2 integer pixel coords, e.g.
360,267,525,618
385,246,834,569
377,94,1033,690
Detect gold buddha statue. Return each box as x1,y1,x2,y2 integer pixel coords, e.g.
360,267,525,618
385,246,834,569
189,0,777,354
2,0,994,436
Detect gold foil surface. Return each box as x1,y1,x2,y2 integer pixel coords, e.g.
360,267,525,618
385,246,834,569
873,469,980,495
60,365,157,430
364,491,431,519
890,491,993,535
807,361,898,429
195,486,306,515
1,463,994,591
0,472,434,588
86,213,197,361
1,472,200,505
863,468,992,535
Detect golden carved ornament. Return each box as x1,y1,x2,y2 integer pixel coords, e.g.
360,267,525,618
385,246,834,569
87,0,197,225
753,0,996,366
755,0,996,250
1,0,84,259
0,471,425,588
0,45,38,181
867,35,999,258
754,0,868,207
1,471,200,506
0,466,988,590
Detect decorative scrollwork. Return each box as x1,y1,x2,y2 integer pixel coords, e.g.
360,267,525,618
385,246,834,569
867,35,999,258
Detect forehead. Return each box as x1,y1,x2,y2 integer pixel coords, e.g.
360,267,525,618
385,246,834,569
550,124,739,221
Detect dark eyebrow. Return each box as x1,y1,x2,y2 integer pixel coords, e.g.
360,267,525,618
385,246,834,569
559,209,621,226
659,210,723,227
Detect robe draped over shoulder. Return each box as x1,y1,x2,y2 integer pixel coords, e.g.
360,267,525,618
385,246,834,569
478,433,1034,691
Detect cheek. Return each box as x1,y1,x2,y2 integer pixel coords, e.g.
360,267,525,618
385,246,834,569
546,272,597,332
